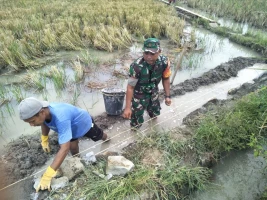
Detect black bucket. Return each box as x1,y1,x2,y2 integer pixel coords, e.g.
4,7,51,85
101,88,125,115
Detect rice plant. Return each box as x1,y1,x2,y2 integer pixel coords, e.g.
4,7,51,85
72,56,84,83
22,70,46,90
0,85,11,107
0,0,185,71
80,50,100,67
47,65,67,92
10,85,26,103
70,85,81,106
187,0,267,28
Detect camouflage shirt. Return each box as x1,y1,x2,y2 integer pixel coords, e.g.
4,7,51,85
129,55,170,98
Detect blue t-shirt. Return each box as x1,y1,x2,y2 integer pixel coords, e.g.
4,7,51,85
44,103,92,144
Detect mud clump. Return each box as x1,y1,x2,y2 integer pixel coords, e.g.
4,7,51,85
0,133,60,189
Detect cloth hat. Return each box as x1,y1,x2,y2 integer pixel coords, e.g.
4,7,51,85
18,97,49,120
142,38,160,53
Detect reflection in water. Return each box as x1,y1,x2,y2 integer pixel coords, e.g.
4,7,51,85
189,149,267,200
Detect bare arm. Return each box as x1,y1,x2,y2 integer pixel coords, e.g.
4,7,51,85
162,77,170,97
50,142,70,171
123,84,135,119
162,77,172,106
41,123,50,136
125,84,134,110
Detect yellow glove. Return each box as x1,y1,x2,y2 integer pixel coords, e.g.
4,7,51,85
41,135,50,153
36,166,57,192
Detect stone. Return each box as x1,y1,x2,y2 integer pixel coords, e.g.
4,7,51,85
106,156,134,176
82,151,96,165
60,157,84,180
51,176,69,190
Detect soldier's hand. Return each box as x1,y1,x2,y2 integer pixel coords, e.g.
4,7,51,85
122,108,132,119
41,135,50,153
165,97,172,106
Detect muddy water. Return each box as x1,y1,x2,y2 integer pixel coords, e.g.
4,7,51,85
0,26,259,149
171,26,260,85
189,149,267,200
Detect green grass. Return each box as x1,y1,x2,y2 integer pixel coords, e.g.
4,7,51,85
192,87,267,157
199,23,267,55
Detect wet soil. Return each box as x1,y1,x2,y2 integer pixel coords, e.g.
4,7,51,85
0,56,266,198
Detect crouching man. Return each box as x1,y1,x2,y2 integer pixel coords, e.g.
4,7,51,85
18,97,109,192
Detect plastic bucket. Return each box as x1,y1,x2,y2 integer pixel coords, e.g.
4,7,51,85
101,88,125,115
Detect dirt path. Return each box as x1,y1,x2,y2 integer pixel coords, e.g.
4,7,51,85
0,57,266,199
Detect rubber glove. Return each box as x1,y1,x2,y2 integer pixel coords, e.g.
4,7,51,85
36,166,57,192
41,135,50,153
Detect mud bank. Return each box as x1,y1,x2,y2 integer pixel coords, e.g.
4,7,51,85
167,57,266,97
0,56,266,197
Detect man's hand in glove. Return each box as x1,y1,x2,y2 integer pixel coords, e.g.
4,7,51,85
41,135,50,153
36,166,57,192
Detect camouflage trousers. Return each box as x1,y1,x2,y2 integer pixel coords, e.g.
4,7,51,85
130,93,161,128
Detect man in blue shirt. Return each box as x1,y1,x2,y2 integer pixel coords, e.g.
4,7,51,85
18,97,109,192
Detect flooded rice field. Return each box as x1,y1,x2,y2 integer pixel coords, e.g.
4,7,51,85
0,24,260,148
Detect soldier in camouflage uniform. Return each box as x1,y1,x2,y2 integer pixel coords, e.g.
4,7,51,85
123,38,172,128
